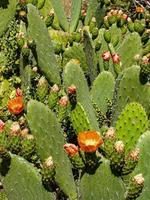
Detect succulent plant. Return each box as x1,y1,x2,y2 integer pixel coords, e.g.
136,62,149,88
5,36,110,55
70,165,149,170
0,0,150,199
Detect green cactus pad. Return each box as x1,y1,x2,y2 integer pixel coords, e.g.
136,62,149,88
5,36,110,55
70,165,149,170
27,100,77,200
0,191,8,200
90,71,115,114
84,0,98,25
115,102,148,153
3,154,54,200
70,0,82,32
63,44,88,72
63,59,99,131
50,0,69,31
27,4,61,85
71,102,91,133
116,32,142,69
112,66,150,124
133,131,150,200
83,28,98,84
0,0,17,37
80,159,125,200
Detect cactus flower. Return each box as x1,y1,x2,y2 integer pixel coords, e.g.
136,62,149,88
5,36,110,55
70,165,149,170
112,53,121,64
0,120,5,133
8,96,24,115
64,143,79,157
77,131,103,153
102,51,111,61
136,7,144,13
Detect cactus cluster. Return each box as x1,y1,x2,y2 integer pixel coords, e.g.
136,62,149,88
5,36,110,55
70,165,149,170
0,0,150,199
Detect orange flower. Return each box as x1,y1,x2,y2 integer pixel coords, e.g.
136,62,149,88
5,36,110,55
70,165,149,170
64,143,78,157
8,96,24,115
78,131,103,153
136,7,144,13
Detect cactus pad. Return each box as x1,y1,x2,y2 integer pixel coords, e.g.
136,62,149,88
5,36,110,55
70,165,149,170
3,155,54,200
133,131,150,200
27,4,61,84
27,100,77,199
90,71,115,113
115,102,148,153
63,59,99,131
80,159,125,200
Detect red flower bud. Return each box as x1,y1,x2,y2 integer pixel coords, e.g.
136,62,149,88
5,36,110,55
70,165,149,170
112,53,121,64
68,85,76,94
64,143,78,157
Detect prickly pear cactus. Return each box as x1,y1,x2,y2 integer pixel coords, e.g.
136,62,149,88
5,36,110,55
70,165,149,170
80,158,126,200
112,66,150,124
0,0,17,36
27,100,77,199
3,154,54,200
63,59,99,131
133,131,150,200
27,4,61,84
90,71,115,113
115,102,148,153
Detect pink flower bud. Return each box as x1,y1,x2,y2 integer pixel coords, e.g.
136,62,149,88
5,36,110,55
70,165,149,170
114,141,124,153
10,122,21,135
59,96,69,107
133,174,144,185
64,143,78,157
122,14,128,20
112,53,121,64
51,84,60,93
102,51,111,61
16,88,23,97
68,85,76,94
32,67,38,72
0,120,5,133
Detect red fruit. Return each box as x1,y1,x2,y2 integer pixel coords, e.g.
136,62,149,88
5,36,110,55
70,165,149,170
102,51,111,61
64,143,78,157
112,53,121,64
68,85,76,94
